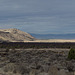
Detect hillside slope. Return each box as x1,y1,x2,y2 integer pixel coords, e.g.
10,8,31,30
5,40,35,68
0,28,35,42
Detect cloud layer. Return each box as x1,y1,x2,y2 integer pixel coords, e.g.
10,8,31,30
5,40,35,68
0,0,75,34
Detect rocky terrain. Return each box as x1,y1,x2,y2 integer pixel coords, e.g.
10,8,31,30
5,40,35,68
0,48,75,75
0,28,35,42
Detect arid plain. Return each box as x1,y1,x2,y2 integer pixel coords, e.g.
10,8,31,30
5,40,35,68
0,29,75,75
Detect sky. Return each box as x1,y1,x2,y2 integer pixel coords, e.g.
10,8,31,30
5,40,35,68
0,0,75,34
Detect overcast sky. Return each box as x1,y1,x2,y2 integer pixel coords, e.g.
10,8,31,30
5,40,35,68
0,0,75,34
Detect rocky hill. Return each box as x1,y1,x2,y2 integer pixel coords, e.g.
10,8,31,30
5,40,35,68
0,28,35,42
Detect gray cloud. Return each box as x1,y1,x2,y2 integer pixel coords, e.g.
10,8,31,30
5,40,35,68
0,0,75,34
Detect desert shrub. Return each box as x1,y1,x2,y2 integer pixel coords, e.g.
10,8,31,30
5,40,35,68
68,48,75,60
67,65,74,72
3,63,16,72
66,61,74,72
5,48,9,52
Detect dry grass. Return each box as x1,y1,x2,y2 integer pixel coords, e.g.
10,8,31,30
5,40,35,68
0,63,21,75
24,39,75,43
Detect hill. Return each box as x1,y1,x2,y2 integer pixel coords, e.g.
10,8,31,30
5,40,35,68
0,28,35,42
